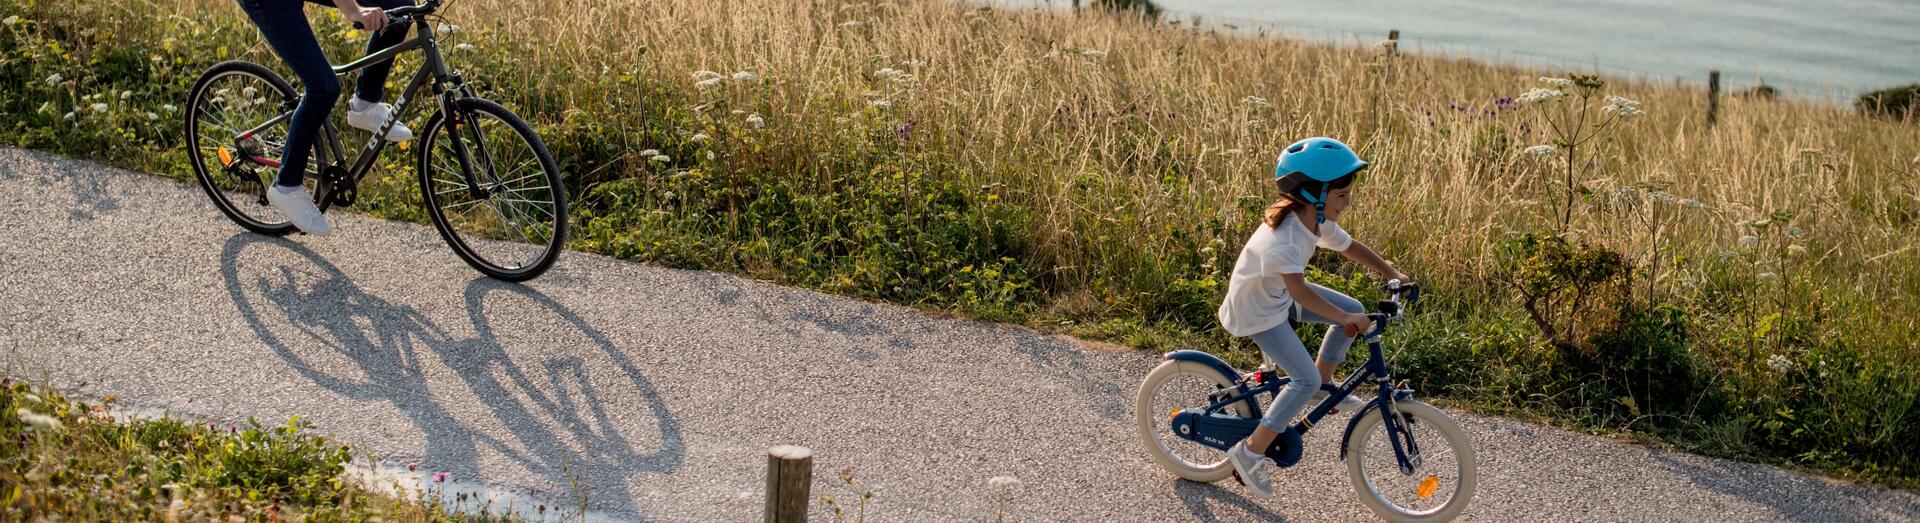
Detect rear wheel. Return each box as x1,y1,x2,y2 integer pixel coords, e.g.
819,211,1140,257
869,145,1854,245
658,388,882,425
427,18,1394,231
418,97,568,282
1135,360,1253,482
184,61,321,236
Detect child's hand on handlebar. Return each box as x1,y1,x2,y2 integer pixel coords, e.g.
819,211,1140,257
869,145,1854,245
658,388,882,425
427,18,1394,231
344,6,390,32
1340,312,1371,337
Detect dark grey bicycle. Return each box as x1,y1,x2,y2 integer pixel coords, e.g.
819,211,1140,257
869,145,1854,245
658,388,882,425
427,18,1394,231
184,0,565,282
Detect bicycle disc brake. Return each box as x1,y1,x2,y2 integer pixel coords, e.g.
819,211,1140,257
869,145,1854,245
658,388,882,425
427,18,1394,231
323,165,357,207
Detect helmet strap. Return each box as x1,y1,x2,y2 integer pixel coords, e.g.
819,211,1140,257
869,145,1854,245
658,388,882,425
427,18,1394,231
1299,186,1330,224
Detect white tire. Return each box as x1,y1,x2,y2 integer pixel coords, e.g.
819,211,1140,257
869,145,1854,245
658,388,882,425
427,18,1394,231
1135,359,1253,482
1344,400,1477,522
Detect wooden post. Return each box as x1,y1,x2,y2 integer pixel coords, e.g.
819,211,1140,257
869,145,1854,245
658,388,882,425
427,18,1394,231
1388,29,1399,41
1706,70,1721,128
764,445,813,523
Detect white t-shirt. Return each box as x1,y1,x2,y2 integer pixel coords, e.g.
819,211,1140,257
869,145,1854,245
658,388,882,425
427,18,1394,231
1216,212,1353,337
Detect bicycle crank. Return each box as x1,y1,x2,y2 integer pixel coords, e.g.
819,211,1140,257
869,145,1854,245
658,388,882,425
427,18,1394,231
323,165,358,207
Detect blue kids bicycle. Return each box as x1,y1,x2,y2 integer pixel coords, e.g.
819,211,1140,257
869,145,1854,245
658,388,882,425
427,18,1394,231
1135,281,1477,522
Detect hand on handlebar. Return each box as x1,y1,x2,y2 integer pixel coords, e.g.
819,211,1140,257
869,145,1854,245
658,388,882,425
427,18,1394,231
345,6,390,32
1339,312,1372,337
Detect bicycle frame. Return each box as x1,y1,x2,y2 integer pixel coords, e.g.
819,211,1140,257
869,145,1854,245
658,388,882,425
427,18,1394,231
234,14,495,200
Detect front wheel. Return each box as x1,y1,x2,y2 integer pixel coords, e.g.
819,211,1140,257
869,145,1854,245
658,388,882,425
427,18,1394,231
1345,400,1477,522
418,97,568,282
1135,359,1252,482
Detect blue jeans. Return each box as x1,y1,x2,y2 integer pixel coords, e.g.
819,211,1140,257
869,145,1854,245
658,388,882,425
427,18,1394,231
236,0,412,187
1246,282,1365,434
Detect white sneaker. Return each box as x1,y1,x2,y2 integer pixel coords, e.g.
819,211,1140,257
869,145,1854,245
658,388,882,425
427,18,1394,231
1227,441,1276,498
346,99,415,142
1314,389,1369,411
265,184,333,236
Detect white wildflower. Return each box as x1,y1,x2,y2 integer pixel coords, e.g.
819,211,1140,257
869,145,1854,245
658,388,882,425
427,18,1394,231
694,78,724,90
650,154,671,163
873,67,913,84
162,104,177,112
437,23,460,34
988,476,1022,489
1541,77,1574,88
1785,226,1804,237
120,90,133,100
1373,39,1397,54
15,408,60,430
146,112,159,121
454,43,476,51
36,101,52,114
1787,245,1807,256
900,59,927,70
690,132,711,144
1518,87,1564,104
838,20,863,29
44,73,62,85
1603,95,1643,119
91,102,109,112
1752,218,1773,228
731,70,758,83
868,99,892,110
706,150,716,161
638,149,660,157
1650,191,1679,204
1080,49,1107,58
1612,186,1638,199
693,70,724,81
1524,144,1557,157
22,394,40,404
3,15,18,25
1766,354,1793,373
1680,199,1704,209
745,113,765,128
63,111,75,120
1738,235,1759,247
242,86,257,98
1241,96,1270,107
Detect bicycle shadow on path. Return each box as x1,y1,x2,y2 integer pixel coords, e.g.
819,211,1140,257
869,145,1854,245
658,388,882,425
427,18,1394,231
218,233,683,517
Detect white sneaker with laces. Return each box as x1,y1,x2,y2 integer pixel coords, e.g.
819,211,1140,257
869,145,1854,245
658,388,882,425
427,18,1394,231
265,184,333,236
1227,441,1276,498
346,98,415,142
1314,389,1369,411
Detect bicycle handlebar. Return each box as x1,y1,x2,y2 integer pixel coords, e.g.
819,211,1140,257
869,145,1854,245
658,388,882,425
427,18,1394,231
350,0,441,30
1363,280,1421,338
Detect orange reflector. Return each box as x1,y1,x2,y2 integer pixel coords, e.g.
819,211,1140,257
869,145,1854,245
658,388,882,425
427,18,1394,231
1416,475,1439,500
217,147,233,166
1170,408,1182,420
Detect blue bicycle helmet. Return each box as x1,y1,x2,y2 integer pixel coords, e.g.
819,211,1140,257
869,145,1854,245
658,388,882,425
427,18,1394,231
1274,137,1366,223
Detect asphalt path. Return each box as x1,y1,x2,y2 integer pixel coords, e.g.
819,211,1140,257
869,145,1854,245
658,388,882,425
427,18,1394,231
3,147,1916,522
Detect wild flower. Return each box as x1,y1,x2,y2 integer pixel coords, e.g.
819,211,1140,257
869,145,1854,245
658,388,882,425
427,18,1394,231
1373,39,1397,55
45,73,63,85
1602,95,1643,118
695,78,724,90
732,71,758,83
146,112,159,121
162,104,177,112
1767,354,1793,373
1649,191,1679,204
693,70,724,81
454,43,476,51
91,102,109,112
1787,245,1807,256
1541,77,1574,88
868,99,892,110
690,132,712,144
120,90,133,100
873,67,913,84
1785,226,1804,237
838,20,863,29
639,149,660,157
63,111,74,120
2,15,18,25
1738,235,1759,247
437,23,460,34
1680,199,1704,209
432,471,449,483
35,101,51,114
1525,145,1557,157
1080,49,1107,58
1518,88,1564,104
1241,96,1270,107
900,59,927,70
650,154,671,163
16,408,61,430
746,114,765,128
1735,219,1752,228
242,86,257,98
22,393,40,403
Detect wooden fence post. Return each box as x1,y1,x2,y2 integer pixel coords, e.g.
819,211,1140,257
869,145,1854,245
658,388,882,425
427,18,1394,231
1707,70,1721,128
765,445,814,523
1388,29,1399,42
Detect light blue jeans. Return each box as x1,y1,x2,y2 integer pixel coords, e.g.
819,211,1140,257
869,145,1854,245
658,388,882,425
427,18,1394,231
1246,282,1365,434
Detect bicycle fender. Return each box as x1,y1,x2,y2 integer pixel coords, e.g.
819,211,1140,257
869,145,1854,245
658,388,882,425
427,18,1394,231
1337,389,1416,461
1163,349,1241,381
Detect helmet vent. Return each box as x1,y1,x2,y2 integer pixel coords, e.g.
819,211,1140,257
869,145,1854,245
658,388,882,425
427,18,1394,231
1287,143,1306,153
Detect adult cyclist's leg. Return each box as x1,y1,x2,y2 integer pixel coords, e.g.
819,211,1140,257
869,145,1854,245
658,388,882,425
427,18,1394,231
239,0,342,187
308,0,414,103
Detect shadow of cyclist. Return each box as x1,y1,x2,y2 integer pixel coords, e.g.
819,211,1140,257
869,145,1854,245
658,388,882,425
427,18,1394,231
219,233,681,516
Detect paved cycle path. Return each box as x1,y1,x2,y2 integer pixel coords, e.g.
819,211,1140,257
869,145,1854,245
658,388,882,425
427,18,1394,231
3,147,1916,522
